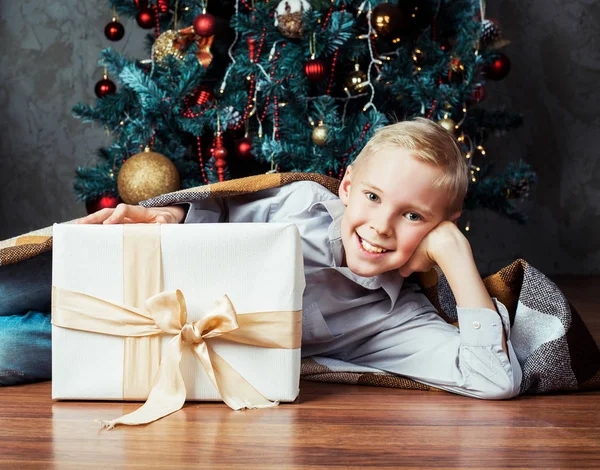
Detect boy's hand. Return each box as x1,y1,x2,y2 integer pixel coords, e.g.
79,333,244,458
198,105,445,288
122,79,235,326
74,204,186,225
397,221,466,278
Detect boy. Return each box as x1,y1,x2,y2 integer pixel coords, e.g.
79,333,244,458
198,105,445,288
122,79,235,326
2,118,522,398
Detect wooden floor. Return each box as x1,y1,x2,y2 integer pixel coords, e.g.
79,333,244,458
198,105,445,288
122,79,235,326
1,276,598,469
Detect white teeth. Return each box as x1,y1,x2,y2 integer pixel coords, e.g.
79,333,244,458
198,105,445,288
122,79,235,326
360,236,387,253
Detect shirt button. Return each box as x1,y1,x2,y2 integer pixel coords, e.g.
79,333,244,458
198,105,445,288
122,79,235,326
472,321,481,330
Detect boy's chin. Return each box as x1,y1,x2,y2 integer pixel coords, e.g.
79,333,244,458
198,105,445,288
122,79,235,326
345,259,390,278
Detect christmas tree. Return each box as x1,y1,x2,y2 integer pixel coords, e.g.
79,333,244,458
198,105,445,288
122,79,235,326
74,0,536,226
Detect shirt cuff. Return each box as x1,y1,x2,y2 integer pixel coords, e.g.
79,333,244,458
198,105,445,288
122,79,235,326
457,297,511,347
175,203,192,224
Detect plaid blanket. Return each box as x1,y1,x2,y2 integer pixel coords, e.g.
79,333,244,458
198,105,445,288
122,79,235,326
1,172,598,394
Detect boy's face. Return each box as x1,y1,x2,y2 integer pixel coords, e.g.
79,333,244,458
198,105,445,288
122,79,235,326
338,147,461,278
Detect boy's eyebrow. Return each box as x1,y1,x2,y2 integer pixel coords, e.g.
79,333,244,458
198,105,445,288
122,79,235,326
361,181,435,218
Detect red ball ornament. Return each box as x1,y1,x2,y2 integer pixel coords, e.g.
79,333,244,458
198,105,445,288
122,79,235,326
157,0,170,13
213,147,228,161
104,20,125,41
485,52,511,80
193,13,216,37
94,77,117,98
85,195,121,215
304,58,326,83
235,137,253,160
136,8,155,29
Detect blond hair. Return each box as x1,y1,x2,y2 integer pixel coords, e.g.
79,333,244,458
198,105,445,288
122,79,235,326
351,117,469,217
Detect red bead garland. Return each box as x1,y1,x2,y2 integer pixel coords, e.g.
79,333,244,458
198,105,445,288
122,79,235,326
338,123,371,179
273,94,280,141
197,136,208,184
326,48,339,95
427,99,438,119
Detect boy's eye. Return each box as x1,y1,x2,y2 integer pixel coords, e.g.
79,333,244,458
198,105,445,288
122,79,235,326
405,212,422,222
365,192,379,202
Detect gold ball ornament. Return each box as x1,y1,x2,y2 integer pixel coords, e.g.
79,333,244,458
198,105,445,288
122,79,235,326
345,63,367,94
312,124,329,146
117,148,181,204
438,117,457,135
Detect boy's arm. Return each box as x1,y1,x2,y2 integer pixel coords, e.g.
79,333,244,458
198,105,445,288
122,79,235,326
430,224,509,356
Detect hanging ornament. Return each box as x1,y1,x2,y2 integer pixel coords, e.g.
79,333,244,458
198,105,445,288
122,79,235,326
235,136,254,160
104,19,125,41
412,48,424,66
193,13,217,37
312,123,329,146
304,33,325,82
191,85,216,106
136,8,155,29
485,52,511,80
438,116,456,135
468,83,487,104
371,3,404,38
134,0,148,10
480,18,510,49
274,0,312,39
153,27,214,67
85,195,121,215
153,30,186,61
447,58,466,84
304,58,326,82
117,147,181,204
221,105,243,128
157,0,170,14
95,74,117,98
212,132,228,182
247,37,257,61
345,63,367,94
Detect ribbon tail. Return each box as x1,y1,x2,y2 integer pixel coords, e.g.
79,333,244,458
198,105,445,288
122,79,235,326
193,343,280,411
99,335,187,430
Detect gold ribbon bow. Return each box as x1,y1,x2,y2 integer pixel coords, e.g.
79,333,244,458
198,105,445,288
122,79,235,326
51,224,301,429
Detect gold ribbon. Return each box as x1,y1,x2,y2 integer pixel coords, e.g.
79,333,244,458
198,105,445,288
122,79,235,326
51,225,301,429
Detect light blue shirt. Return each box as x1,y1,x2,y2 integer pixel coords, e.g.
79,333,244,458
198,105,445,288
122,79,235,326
181,180,522,399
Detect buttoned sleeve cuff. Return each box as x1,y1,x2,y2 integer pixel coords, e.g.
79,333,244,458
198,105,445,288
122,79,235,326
457,297,511,347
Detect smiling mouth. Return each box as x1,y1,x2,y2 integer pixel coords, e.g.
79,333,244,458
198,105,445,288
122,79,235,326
357,233,390,254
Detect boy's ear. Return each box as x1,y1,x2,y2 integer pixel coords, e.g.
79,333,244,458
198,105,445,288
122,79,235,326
448,210,462,225
339,165,353,206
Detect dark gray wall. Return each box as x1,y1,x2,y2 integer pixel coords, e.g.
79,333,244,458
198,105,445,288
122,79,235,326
1,1,599,275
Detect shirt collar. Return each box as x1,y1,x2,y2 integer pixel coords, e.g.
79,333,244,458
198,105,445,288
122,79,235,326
315,198,404,307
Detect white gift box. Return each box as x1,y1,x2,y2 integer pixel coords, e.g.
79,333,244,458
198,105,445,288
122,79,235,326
51,222,305,402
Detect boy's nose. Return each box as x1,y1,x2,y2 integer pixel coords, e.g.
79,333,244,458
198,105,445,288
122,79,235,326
370,221,393,238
